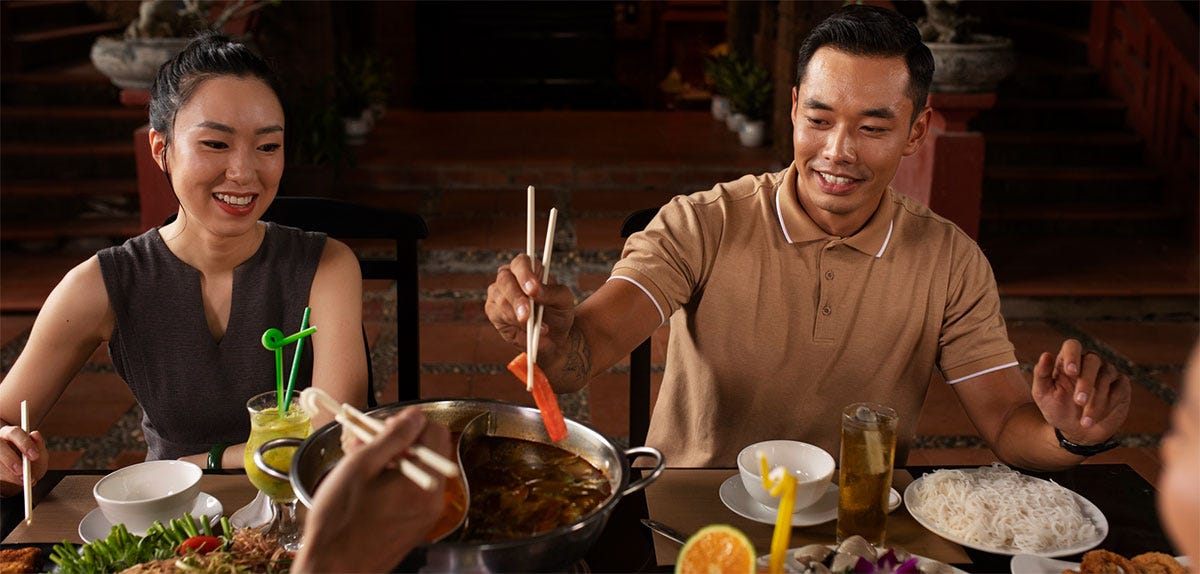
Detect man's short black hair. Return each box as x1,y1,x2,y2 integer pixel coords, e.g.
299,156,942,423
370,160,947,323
795,4,934,122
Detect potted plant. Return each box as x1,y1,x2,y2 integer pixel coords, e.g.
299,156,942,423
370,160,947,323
703,44,734,121
336,54,394,145
727,58,772,147
90,0,272,90
917,0,1015,92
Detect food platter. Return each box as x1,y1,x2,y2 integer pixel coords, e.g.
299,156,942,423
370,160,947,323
755,544,969,574
1009,553,1190,574
904,470,1108,558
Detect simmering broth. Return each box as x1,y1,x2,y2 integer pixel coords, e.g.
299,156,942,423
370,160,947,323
460,436,611,542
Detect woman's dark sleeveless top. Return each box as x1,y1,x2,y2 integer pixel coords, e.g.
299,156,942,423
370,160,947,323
97,222,326,460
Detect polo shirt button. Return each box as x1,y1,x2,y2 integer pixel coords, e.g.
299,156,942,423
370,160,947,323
825,271,834,280
822,305,831,316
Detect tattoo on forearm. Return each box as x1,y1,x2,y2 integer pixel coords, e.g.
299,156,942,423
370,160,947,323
561,326,592,388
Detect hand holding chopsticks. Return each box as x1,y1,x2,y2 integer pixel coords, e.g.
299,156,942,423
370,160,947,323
299,388,458,491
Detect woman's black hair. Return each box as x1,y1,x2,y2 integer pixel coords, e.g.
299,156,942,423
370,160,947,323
795,4,934,123
149,32,283,146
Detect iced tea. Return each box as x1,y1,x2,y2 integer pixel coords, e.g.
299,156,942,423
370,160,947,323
836,403,897,545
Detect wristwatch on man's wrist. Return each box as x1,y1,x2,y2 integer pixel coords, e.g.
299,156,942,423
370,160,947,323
1055,428,1119,457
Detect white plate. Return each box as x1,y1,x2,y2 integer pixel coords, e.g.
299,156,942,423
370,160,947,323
904,471,1107,558
719,475,901,527
757,545,968,574
79,492,223,542
1010,553,1190,574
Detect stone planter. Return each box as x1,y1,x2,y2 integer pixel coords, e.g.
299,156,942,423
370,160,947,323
925,35,1015,93
710,95,730,121
738,119,767,147
91,36,193,90
726,112,746,133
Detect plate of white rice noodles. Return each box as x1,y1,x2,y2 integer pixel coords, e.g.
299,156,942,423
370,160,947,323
904,463,1107,557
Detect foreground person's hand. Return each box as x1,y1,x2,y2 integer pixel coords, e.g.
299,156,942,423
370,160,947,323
0,426,47,497
1032,339,1131,447
293,408,451,573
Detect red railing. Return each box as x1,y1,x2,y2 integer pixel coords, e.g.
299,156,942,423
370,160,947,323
1089,1,1198,226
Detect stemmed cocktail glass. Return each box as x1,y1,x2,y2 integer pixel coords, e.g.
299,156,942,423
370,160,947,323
245,390,312,551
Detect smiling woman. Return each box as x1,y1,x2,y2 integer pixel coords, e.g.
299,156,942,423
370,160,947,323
0,33,368,495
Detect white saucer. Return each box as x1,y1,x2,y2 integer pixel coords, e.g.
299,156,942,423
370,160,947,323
230,489,273,529
719,475,901,527
79,492,223,542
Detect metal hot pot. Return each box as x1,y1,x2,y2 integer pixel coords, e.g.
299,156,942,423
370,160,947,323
265,399,664,572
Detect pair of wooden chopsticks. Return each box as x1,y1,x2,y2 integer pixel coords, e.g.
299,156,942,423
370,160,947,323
298,388,458,491
20,400,31,525
525,185,558,391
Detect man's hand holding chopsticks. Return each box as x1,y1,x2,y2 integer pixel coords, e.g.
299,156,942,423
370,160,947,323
486,253,576,378
294,407,451,573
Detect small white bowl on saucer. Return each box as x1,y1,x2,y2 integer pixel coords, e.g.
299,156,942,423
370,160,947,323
93,460,202,534
737,440,835,512
80,492,222,542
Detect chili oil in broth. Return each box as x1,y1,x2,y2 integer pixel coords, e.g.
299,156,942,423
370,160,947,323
460,436,611,542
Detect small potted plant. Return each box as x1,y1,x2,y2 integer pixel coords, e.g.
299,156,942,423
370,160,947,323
727,58,772,147
90,0,273,90
335,54,394,145
703,44,734,121
917,0,1015,92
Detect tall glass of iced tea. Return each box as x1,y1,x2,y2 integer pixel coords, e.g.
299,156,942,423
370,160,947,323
836,402,898,545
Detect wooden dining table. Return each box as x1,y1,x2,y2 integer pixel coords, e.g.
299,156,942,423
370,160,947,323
0,463,1180,573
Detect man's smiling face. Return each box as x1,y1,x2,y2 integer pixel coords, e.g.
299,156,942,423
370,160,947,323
790,47,929,236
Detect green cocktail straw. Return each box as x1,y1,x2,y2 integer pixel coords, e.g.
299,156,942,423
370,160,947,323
281,306,312,413
261,316,318,416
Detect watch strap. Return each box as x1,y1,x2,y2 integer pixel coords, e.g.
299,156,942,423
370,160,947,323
1055,428,1118,457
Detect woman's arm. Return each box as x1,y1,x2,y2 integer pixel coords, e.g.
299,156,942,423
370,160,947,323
307,238,368,421
0,256,113,494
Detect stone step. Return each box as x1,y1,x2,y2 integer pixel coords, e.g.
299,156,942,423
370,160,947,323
990,11,1091,65
1,178,137,198
0,214,139,242
998,58,1102,100
1,141,136,179
7,21,123,72
1,64,119,106
981,204,1185,237
972,98,1128,132
984,130,1144,167
1,106,146,143
983,166,1164,203
3,0,99,32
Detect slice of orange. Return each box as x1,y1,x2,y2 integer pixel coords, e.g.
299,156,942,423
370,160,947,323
675,524,756,574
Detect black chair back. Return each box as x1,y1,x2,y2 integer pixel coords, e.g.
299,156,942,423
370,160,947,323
261,197,427,406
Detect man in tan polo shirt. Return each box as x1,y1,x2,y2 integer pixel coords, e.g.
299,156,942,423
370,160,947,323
485,5,1131,469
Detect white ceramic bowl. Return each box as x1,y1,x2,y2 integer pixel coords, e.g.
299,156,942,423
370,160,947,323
738,440,835,512
93,460,202,534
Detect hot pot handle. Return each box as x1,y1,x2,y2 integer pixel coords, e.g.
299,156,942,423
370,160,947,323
621,446,665,496
254,437,303,481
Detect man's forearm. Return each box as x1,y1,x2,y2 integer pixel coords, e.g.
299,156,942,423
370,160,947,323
546,325,593,394
992,403,1087,471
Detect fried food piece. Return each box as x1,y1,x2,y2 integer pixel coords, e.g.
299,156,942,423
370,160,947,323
1130,552,1187,574
1079,549,1137,574
0,546,43,574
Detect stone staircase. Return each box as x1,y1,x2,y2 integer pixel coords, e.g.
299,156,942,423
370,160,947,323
0,1,140,250
973,1,1186,240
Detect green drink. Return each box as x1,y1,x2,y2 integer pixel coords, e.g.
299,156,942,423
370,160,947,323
245,405,311,501
244,391,311,550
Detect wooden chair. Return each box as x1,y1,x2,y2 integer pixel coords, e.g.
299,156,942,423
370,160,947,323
619,207,660,447
166,197,428,407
